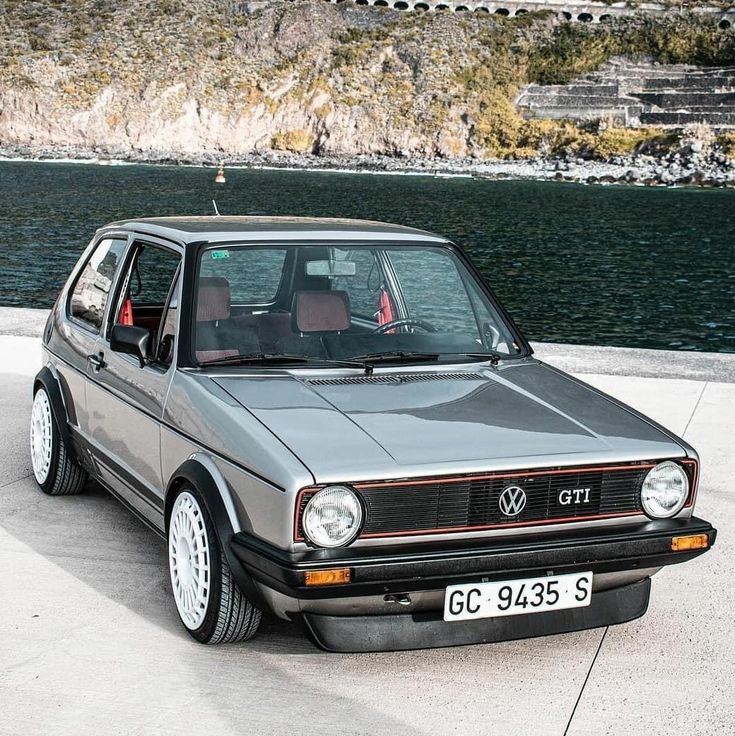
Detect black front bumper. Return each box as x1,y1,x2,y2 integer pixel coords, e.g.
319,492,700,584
231,516,716,601
303,578,652,652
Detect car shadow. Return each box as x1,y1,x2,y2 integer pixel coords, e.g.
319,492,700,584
1,450,424,736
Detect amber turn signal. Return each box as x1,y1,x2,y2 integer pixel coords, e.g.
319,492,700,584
304,568,351,586
671,534,709,552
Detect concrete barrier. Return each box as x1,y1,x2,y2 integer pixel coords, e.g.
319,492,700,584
2,306,732,382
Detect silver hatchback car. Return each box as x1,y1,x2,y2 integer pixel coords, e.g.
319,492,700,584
31,216,715,651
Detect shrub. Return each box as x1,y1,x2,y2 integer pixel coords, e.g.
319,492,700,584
715,132,735,158
270,129,315,153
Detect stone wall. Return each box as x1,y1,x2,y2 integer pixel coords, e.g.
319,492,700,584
259,0,735,26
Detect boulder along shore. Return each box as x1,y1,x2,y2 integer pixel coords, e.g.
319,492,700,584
3,143,735,188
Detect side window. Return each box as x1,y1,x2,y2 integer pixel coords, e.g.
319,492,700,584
69,238,128,332
332,248,381,321
126,243,181,306
113,243,181,361
200,247,287,305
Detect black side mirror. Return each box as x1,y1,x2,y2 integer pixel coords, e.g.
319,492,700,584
110,324,150,368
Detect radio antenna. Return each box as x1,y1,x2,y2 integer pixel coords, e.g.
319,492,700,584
212,199,221,216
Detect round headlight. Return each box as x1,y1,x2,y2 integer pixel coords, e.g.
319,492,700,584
302,486,363,548
641,461,689,518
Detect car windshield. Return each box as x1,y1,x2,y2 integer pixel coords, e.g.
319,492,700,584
192,243,522,366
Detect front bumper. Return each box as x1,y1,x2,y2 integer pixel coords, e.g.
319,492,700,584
231,516,716,601
231,516,715,651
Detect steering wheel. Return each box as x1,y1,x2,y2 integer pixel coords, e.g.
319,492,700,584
372,318,437,334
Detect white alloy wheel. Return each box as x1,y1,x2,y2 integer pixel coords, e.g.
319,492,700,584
169,492,211,630
30,388,54,484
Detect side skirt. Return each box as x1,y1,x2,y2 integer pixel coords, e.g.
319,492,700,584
98,480,167,541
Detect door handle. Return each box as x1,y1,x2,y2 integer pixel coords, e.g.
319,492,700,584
87,351,105,372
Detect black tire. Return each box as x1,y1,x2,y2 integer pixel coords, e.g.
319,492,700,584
168,486,261,644
31,386,87,496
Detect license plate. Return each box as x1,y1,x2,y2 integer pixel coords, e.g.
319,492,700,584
443,571,593,622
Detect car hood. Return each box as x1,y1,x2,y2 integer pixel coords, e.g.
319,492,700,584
212,361,685,484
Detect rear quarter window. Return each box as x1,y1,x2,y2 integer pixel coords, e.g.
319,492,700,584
68,237,128,332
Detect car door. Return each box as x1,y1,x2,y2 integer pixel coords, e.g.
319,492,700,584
85,236,183,529
57,235,130,452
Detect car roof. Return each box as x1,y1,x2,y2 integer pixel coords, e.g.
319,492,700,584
103,216,451,245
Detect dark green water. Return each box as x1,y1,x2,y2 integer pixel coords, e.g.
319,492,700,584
0,160,733,352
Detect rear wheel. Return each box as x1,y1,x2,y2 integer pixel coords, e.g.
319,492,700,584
168,487,261,644
30,386,87,496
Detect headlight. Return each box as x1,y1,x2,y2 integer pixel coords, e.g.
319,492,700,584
641,461,689,518
302,486,363,548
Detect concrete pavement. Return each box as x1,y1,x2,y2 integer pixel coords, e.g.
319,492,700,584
0,323,732,736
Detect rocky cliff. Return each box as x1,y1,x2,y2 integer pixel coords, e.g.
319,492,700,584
1,0,735,164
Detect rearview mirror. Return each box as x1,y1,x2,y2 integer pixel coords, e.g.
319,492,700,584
110,324,150,368
305,260,356,277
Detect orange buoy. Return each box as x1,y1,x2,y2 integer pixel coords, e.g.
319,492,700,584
215,163,226,184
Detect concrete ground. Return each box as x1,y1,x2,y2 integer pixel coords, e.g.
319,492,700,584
0,309,733,736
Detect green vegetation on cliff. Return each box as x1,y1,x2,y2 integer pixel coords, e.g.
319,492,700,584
529,16,735,84
0,0,734,161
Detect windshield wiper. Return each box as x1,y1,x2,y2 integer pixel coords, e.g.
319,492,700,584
199,353,370,371
351,350,442,367
441,352,505,366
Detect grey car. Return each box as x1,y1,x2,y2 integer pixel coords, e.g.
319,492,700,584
30,216,716,651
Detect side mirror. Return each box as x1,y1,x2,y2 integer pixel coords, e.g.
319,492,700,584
110,324,150,368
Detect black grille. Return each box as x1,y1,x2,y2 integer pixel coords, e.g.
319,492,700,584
359,466,651,536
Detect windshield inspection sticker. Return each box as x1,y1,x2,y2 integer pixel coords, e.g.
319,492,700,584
210,250,230,260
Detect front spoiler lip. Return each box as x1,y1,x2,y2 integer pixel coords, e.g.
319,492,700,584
230,516,716,600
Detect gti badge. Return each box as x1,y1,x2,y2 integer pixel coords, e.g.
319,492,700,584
558,487,592,505
498,485,527,517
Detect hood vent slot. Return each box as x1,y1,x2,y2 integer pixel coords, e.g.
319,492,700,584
305,372,484,386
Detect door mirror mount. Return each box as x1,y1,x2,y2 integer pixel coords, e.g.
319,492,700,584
110,324,150,368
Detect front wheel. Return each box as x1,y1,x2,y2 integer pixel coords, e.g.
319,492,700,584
168,488,261,644
30,386,87,496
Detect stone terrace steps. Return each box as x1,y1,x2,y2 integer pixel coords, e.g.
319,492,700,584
640,111,735,126
634,76,735,90
517,60,735,129
635,92,735,106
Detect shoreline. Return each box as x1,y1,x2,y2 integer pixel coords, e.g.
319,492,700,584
3,144,735,188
